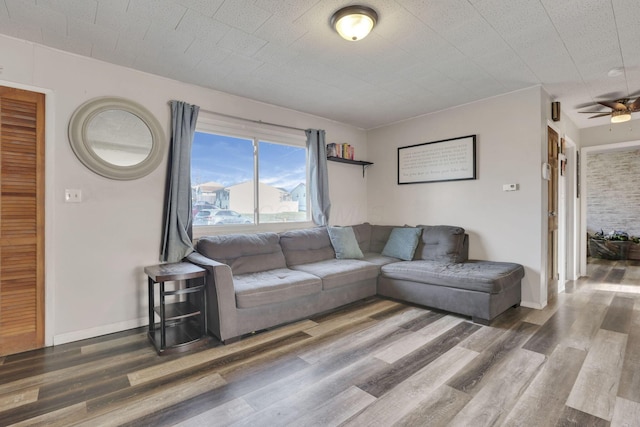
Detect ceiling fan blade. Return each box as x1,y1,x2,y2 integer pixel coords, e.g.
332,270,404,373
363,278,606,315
598,100,627,110
589,112,612,118
630,97,640,111
600,91,628,100
575,101,599,109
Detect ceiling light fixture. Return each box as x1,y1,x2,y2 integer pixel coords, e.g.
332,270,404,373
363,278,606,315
611,110,631,123
331,5,378,41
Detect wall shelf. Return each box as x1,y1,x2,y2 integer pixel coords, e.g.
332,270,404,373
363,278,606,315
327,156,373,177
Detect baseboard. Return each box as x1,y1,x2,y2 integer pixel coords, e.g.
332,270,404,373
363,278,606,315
53,317,148,346
520,300,546,310
53,297,547,344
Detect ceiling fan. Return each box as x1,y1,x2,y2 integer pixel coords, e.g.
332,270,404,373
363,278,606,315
579,95,640,123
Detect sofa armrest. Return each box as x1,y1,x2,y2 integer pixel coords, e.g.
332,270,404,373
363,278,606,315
186,252,238,341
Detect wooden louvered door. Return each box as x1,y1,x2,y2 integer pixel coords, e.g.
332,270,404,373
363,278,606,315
0,86,45,356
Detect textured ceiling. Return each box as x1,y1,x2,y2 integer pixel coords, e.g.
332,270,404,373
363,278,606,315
1,0,639,130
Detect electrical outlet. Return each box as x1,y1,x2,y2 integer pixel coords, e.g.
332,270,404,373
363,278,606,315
65,189,82,203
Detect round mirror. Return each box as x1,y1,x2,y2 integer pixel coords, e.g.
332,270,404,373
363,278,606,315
69,97,165,180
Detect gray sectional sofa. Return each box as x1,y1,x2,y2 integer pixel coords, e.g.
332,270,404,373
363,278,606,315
186,223,524,343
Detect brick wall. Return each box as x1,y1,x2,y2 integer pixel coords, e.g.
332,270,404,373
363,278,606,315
586,149,640,236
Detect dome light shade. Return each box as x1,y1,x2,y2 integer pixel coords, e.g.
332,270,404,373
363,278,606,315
611,110,631,123
331,6,378,41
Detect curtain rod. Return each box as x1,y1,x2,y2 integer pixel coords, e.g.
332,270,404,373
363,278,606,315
199,109,308,133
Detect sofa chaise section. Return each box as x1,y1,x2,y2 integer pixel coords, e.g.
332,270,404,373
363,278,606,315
376,224,523,324
378,259,524,324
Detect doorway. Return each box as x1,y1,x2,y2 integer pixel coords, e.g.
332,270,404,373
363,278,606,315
561,137,579,283
580,140,640,275
0,86,45,356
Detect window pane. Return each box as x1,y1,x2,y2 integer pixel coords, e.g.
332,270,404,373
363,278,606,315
258,141,308,223
192,132,254,226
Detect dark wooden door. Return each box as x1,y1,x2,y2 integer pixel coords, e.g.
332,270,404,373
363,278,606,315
0,86,45,356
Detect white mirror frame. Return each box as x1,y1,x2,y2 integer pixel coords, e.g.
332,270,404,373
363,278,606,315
68,96,166,180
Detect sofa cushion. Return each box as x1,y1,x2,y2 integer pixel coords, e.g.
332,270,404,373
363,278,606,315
233,268,322,308
415,225,467,263
369,225,396,253
380,259,525,294
352,222,372,253
327,226,364,259
196,232,286,275
382,227,422,260
280,227,335,266
290,259,379,290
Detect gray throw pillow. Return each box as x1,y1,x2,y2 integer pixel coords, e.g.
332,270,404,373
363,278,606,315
327,226,364,259
382,227,422,260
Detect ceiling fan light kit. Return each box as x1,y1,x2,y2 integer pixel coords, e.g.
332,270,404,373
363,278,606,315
331,5,378,41
611,110,631,123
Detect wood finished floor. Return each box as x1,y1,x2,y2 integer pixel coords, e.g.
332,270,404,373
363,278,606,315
1,259,640,426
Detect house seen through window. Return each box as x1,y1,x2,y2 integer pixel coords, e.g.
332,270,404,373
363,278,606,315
191,130,308,227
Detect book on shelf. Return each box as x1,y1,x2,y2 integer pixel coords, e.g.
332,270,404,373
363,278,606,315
347,145,354,160
326,143,339,158
327,143,354,160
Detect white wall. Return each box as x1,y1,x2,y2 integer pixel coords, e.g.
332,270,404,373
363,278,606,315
366,87,546,308
0,34,368,344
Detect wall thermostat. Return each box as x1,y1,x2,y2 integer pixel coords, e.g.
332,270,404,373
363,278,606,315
542,162,551,180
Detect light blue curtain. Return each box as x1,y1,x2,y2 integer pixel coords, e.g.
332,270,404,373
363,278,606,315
160,101,200,262
306,129,331,225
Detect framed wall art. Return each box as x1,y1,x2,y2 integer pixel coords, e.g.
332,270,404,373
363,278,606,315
398,134,477,184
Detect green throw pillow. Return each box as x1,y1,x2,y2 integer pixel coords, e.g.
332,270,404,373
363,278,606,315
327,226,364,259
382,227,422,260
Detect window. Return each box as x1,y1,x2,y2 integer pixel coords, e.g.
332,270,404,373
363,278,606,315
191,120,309,231
258,141,307,223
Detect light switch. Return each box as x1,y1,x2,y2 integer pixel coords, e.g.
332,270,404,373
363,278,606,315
502,184,518,192
65,189,82,203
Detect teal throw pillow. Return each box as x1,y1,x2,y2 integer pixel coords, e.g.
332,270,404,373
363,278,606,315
327,226,364,259
382,227,422,260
